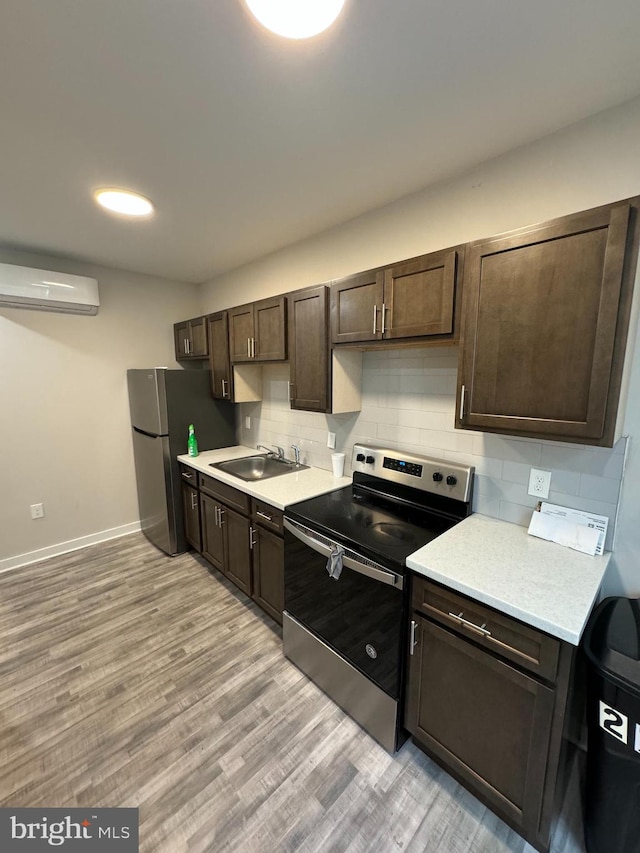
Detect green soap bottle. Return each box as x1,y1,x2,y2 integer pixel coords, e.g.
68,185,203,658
187,423,199,457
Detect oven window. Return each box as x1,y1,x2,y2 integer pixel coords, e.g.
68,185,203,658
284,528,404,698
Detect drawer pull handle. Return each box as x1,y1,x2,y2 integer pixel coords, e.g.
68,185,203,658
256,510,273,522
182,471,194,480
448,611,492,637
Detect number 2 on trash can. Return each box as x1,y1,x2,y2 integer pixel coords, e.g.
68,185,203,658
599,700,628,743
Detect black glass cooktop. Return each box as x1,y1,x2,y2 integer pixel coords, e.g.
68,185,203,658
285,484,457,570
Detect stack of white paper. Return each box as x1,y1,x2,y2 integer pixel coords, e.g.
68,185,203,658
528,502,608,556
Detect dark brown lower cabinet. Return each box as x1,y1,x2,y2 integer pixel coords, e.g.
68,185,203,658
191,471,284,622
224,506,252,596
407,617,553,832
181,483,202,552
201,493,225,570
406,576,577,853
252,524,284,624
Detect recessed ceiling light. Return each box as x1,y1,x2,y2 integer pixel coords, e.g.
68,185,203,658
94,188,154,217
245,0,345,39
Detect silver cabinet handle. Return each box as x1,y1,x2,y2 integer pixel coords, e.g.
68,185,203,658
409,620,418,655
283,518,403,589
381,302,388,335
249,525,257,549
184,338,189,355
214,505,220,526
448,611,492,637
181,471,195,480
221,378,228,397
218,507,225,525
372,304,378,335
460,384,466,420
190,493,198,510
247,338,251,358
256,510,273,522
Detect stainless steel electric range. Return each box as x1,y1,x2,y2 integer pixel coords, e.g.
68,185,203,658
283,443,474,753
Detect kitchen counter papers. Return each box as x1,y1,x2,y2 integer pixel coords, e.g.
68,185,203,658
528,501,608,556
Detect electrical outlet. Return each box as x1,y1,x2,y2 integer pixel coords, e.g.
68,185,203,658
245,416,251,429
528,469,551,500
327,432,336,449
30,503,45,519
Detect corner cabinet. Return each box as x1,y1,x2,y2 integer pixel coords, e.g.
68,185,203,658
174,316,209,360
229,296,287,363
406,576,578,853
456,199,639,446
330,247,463,346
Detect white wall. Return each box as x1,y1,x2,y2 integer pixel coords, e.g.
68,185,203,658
202,95,640,595
0,248,201,570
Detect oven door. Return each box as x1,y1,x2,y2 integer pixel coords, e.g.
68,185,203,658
283,517,404,699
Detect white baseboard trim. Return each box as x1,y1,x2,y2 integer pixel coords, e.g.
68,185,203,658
0,522,142,576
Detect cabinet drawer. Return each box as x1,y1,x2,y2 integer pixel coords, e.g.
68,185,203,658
411,577,559,682
251,498,283,535
179,464,198,486
198,473,250,514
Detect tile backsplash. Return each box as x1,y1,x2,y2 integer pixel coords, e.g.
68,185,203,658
237,346,627,549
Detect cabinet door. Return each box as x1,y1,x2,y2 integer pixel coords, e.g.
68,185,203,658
331,269,384,344
383,249,458,340
229,304,255,363
189,316,209,358
457,203,631,443
181,484,201,552
174,321,189,359
200,494,225,571
288,286,329,412
223,506,252,595
208,312,233,400
252,525,284,624
406,616,554,837
254,296,287,361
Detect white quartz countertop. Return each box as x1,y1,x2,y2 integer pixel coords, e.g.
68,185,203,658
177,446,351,510
406,513,611,645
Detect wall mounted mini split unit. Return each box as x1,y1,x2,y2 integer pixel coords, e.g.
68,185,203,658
0,262,99,315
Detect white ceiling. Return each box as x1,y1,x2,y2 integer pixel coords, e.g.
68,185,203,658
2,0,640,283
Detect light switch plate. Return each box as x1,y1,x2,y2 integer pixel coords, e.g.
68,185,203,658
245,416,251,429
528,468,551,500
327,432,336,449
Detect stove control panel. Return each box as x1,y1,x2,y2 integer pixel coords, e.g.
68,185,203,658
351,443,474,503
383,457,423,477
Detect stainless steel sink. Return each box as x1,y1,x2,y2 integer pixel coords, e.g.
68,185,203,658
210,455,308,481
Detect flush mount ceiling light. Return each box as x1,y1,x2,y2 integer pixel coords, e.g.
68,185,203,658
245,0,345,39
94,188,154,217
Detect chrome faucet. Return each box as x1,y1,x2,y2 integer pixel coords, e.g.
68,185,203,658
291,444,301,465
257,443,285,460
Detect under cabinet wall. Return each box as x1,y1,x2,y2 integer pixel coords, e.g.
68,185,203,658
237,347,626,549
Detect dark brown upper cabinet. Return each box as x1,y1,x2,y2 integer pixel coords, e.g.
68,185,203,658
457,199,639,446
207,311,233,401
330,248,462,346
288,285,330,413
174,316,208,360
229,296,287,363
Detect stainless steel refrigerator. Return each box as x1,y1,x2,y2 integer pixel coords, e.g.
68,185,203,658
127,368,236,555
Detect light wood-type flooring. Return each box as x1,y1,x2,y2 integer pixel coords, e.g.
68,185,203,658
0,534,586,852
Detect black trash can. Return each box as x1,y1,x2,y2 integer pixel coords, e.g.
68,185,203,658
583,596,640,853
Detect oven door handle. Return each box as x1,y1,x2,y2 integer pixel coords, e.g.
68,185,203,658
284,518,403,589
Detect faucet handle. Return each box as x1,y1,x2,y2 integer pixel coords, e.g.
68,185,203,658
291,444,301,465
275,445,285,459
